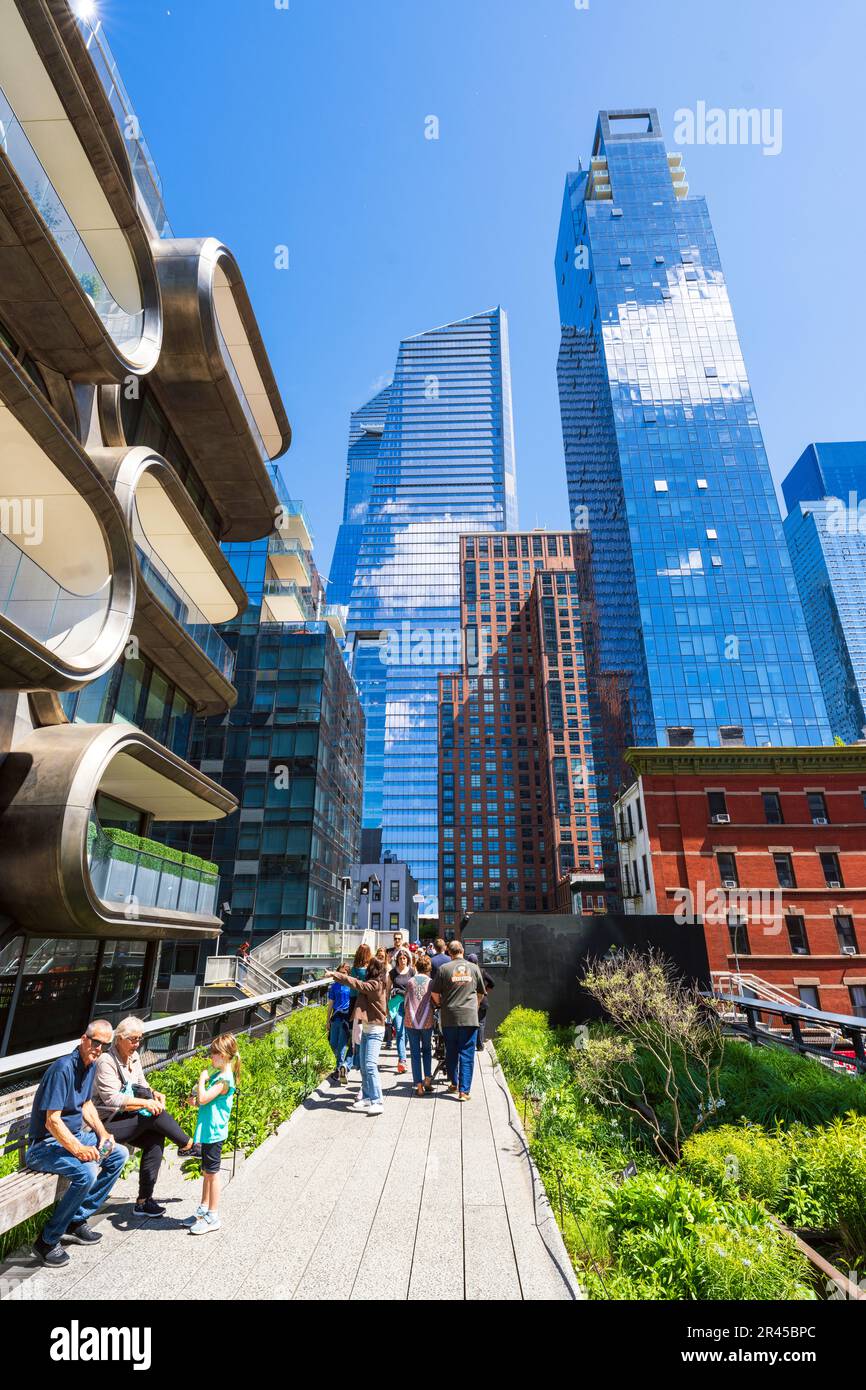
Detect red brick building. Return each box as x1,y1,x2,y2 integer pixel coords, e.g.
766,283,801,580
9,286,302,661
614,746,866,1016
438,530,624,929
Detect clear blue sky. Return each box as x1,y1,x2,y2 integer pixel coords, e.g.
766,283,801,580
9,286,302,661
103,0,866,572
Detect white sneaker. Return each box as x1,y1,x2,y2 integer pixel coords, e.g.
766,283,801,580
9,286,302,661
189,1211,221,1235
350,1098,371,1112
366,1103,383,1116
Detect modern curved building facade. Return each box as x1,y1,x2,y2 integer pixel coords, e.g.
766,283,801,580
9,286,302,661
0,1,290,1053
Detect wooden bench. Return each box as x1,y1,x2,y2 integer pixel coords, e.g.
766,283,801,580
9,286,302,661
0,1086,64,1238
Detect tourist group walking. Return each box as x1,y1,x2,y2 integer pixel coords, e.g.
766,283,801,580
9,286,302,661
22,933,488,1266
325,935,489,1113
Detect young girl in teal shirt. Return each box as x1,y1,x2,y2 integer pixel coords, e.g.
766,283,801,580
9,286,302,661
184,1032,239,1235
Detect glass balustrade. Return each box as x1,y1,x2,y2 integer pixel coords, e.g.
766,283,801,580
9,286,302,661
132,502,235,682
73,13,173,239
262,576,317,620
213,315,271,462
0,530,109,656
87,817,219,917
0,86,145,354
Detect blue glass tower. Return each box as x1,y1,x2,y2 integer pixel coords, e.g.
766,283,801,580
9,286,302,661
556,109,831,748
333,309,517,913
783,442,866,744
329,387,392,606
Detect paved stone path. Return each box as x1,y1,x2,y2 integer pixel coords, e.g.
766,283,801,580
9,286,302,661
0,1046,581,1302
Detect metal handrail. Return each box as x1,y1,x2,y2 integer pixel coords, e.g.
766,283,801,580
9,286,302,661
0,977,329,1087
709,990,866,1074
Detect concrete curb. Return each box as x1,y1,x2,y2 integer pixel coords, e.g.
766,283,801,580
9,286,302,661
486,1042,585,1301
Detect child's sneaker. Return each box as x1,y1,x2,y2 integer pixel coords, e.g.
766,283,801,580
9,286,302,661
182,1204,208,1228
189,1211,221,1235
350,1098,370,1112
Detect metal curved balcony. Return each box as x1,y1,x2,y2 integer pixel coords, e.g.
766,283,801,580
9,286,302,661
0,720,235,942
89,444,246,714
0,0,161,380
0,347,135,690
152,238,291,541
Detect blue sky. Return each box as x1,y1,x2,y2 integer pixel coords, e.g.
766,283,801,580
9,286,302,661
103,0,866,573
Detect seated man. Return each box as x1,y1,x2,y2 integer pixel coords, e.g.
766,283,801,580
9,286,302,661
26,1019,129,1268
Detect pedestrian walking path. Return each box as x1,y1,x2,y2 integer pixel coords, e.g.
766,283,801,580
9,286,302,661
0,1046,581,1301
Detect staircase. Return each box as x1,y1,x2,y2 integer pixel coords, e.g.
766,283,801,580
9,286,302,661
202,953,295,1014
712,971,804,1010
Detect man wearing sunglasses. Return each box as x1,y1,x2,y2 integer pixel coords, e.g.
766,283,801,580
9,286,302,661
26,1019,129,1268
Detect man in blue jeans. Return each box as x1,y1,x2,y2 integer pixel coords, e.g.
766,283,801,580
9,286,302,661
26,1019,129,1268
431,940,487,1101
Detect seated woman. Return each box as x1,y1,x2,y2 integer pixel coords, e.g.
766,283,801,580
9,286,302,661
93,1015,198,1217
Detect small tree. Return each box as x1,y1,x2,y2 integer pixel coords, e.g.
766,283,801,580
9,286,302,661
574,948,724,1163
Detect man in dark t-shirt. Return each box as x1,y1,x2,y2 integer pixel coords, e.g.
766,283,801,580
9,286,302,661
26,1020,129,1267
431,941,486,1100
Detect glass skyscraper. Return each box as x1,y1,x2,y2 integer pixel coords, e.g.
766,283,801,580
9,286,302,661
783,442,866,744
555,108,831,749
332,308,518,913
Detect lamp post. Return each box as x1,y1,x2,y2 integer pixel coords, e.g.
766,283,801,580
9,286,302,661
339,875,352,960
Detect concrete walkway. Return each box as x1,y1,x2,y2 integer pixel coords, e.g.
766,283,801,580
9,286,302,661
0,1046,581,1302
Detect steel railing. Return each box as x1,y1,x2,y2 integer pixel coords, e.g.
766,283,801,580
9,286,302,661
0,978,330,1093
709,991,866,1075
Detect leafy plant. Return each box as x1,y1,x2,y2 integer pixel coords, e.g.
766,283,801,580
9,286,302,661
682,1123,792,1207
576,950,725,1162
601,1170,814,1300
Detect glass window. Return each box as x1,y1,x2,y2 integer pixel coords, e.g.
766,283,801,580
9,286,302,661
717,852,739,887
763,793,783,825
113,655,147,725
819,852,842,888
799,986,820,1011
849,986,866,1018
707,790,728,820
785,916,809,955
727,920,750,955
773,853,796,890
807,792,829,824
389,879,400,901
7,938,100,1052
835,915,858,952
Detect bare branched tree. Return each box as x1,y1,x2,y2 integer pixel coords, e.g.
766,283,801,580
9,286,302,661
574,948,725,1163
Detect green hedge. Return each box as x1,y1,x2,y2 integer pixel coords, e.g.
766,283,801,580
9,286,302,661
93,825,218,878
494,1008,866,1300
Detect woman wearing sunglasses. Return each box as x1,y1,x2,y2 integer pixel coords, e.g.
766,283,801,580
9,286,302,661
92,1015,198,1217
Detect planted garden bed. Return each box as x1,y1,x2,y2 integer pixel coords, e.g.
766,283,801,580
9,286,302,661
494,956,866,1301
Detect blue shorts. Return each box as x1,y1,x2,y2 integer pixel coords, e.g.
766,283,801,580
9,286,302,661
200,1141,224,1174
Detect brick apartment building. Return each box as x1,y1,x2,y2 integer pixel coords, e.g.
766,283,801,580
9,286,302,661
614,746,866,1016
438,530,627,929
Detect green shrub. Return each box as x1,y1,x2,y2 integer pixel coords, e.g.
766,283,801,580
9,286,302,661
601,1170,814,1301
682,1123,792,1207
718,1042,866,1127
495,1008,562,1094
782,1116,866,1260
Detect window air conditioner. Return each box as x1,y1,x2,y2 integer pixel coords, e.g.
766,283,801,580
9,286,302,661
711,813,731,824
812,817,828,825
827,880,842,889
723,878,738,889
842,945,857,956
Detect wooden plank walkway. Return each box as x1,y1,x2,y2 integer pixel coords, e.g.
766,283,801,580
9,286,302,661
0,1046,581,1302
